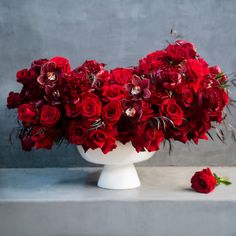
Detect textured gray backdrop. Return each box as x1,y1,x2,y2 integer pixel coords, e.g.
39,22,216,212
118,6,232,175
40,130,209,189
1,0,236,167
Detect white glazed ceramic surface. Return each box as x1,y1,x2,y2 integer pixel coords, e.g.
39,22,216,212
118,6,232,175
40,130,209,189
77,142,156,189
77,141,155,165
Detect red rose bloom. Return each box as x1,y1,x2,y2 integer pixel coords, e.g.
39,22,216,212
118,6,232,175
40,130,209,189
179,86,194,107
160,98,183,126
80,93,101,121
50,56,71,74
65,102,80,117
89,129,117,154
184,59,205,92
66,120,87,145
102,100,122,125
18,104,37,125
111,68,133,85
102,84,125,101
191,168,217,193
40,105,60,127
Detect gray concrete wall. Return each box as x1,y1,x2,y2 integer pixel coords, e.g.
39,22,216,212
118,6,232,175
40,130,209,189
1,0,236,167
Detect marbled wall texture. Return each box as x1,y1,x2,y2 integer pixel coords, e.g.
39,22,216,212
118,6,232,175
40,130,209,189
1,0,236,167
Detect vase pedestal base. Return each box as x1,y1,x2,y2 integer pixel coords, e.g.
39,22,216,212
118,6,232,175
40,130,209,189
97,164,140,190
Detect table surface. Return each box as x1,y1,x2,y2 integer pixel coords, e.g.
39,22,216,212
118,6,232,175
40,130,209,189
0,166,235,202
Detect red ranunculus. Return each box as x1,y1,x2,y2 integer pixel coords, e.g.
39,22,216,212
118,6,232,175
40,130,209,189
156,66,183,90
7,92,22,109
66,120,87,145
18,104,37,125
111,68,133,85
16,69,33,84
80,93,101,121
160,98,183,126
40,105,60,127
191,168,217,193
80,60,105,75
166,40,196,63
102,100,122,125
50,56,71,74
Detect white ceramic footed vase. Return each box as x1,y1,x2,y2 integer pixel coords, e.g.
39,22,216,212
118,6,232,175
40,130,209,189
77,142,155,190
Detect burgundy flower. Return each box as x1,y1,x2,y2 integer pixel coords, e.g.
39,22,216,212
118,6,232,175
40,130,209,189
124,75,151,99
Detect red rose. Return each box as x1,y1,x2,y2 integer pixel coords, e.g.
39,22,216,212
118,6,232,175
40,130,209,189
18,104,37,125
31,126,55,149
102,100,122,125
7,92,22,109
50,56,71,74
40,105,60,127
88,129,117,154
102,84,125,101
160,98,183,126
132,123,164,152
198,79,228,122
149,86,169,105
184,59,204,92
191,168,217,193
65,102,80,117
179,86,194,107
111,68,133,84
66,120,87,145
80,93,101,121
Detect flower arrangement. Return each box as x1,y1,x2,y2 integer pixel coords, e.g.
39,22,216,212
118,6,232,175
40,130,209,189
7,40,233,154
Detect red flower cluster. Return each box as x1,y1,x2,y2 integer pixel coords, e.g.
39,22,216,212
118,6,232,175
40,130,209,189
7,40,229,154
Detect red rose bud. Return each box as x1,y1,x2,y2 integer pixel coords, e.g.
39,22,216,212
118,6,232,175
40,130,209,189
191,168,231,194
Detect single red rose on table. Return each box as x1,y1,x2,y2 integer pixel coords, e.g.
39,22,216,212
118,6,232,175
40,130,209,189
160,98,183,126
40,105,60,127
18,104,38,125
191,168,231,194
191,168,216,193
